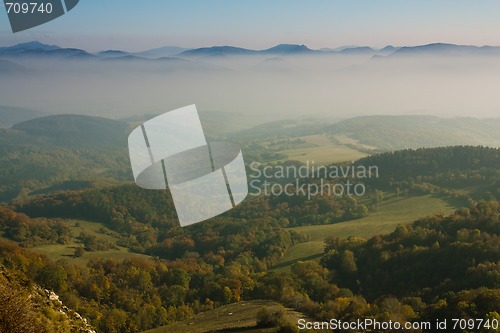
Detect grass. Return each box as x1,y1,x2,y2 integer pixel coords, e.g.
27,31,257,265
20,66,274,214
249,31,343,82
332,134,379,151
278,134,367,164
28,219,149,266
143,300,309,333
273,194,461,271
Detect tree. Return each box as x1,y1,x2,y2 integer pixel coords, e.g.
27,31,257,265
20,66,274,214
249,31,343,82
74,246,85,258
36,263,68,293
168,268,190,289
222,286,232,304
340,250,357,274
100,308,129,333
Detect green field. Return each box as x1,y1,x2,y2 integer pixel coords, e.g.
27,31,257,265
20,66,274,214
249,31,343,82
143,300,309,333
279,134,368,164
332,134,379,151
28,220,149,265
273,194,461,271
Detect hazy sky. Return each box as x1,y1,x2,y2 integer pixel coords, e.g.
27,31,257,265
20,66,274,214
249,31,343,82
1,1,500,51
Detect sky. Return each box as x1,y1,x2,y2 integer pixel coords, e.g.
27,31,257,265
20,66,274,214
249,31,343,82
1,0,500,51
1,1,500,120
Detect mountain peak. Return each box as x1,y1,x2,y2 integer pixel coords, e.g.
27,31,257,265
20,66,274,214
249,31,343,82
380,45,398,51
263,44,313,54
96,50,130,58
339,46,375,54
180,46,255,57
1,41,60,52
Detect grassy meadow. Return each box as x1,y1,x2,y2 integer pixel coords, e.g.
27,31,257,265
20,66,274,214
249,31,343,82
273,134,369,164
143,300,309,333
22,220,148,266
273,194,462,271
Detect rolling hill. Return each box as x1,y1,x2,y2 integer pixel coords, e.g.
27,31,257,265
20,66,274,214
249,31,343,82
0,115,132,200
12,114,130,147
1,112,499,202
327,115,500,150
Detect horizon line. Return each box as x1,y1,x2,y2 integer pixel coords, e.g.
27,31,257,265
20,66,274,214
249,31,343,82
2,40,500,53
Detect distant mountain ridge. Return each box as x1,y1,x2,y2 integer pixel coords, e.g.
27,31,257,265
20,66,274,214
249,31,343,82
0,41,60,53
390,43,500,57
2,41,500,60
0,41,94,59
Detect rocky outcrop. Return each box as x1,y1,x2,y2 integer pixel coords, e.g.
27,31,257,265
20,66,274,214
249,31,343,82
42,289,97,333
0,264,97,333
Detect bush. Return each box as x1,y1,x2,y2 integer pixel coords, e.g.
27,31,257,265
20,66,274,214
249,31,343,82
277,321,299,333
256,307,285,328
0,280,47,333
74,246,85,258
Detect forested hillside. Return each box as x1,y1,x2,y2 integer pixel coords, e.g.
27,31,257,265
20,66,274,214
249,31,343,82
1,199,498,332
0,115,131,201
0,143,498,332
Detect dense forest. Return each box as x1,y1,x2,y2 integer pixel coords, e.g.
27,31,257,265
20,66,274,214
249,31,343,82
321,200,500,315
1,199,499,332
0,145,498,332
